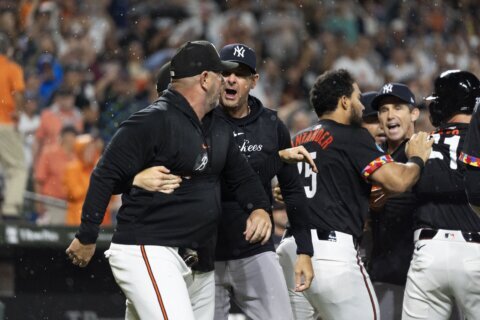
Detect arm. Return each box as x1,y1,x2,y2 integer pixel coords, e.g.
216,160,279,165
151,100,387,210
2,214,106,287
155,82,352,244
221,133,272,245
465,166,480,216
369,132,433,193
67,111,158,266
276,122,313,256
276,122,314,291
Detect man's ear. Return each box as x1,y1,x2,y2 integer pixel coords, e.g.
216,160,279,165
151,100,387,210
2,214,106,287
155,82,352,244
200,71,209,90
340,95,349,110
250,74,259,90
411,107,420,122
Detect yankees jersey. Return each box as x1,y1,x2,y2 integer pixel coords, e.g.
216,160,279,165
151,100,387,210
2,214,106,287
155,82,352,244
215,95,312,260
413,123,480,231
369,140,416,285
292,119,393,240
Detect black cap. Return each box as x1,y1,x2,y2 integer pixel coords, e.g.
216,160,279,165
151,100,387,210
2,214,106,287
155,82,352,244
170,41,238,79
371,83,416,110
220,43,256,73
361,91,378,119
156,61,171,94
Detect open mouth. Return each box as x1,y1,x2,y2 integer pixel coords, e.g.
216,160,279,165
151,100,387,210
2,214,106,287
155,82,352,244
387,123,400,131
224,88,237,99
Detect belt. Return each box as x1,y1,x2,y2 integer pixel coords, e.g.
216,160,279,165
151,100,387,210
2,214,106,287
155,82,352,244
284,229,359,247
419,229,480,244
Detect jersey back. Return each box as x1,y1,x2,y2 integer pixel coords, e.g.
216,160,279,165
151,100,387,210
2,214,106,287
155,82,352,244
414,123,480,231
292,119,392,239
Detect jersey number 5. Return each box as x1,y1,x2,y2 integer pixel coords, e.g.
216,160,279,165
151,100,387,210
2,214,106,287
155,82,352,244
297,152,317,198
429,134,460,170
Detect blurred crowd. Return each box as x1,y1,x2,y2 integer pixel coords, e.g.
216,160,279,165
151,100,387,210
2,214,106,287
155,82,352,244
0,0,479,226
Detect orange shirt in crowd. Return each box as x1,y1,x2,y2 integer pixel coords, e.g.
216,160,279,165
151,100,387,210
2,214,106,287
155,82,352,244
35,143,76,199
36,106,83,149
0,55,25,124
64,135,111,226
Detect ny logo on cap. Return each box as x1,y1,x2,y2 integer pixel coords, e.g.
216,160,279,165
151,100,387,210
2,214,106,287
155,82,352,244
382,84,393,94
233,45,245,58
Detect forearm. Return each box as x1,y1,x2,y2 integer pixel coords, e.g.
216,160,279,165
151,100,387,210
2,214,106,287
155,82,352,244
76,169,115,244
371,162,421,194
278,165,313,256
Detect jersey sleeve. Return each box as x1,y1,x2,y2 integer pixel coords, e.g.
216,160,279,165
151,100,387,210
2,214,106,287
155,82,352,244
460,110,480,167
276,121,313,256
348,128,393,179
76,111,160,243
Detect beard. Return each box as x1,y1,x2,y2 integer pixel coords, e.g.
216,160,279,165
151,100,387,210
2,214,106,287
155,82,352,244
350,107,363,127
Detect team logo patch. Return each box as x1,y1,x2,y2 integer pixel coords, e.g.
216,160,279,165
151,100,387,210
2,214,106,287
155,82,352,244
233,45,245,58
459,152,480,167
382,84,393,94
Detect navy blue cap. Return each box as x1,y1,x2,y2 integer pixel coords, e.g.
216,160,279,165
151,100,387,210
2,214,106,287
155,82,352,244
220,43,256,73
371,83,416,110
361,91,378,118
170,41,238,79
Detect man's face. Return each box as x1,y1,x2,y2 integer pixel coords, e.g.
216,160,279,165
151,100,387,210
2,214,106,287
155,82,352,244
378,97,418,143
349,83,364,126
220,65,257,110
362,116,386,145
206,71,224,111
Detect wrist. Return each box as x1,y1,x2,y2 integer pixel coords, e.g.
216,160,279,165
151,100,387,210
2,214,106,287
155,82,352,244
408,156,425,171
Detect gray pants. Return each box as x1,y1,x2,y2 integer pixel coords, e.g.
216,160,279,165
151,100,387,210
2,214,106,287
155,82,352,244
214,251,293,320
374,282,404,320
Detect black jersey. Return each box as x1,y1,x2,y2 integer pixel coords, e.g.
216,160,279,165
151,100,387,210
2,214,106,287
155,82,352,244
215,96,312,260
460,106,480,167
292,119,393,239
369,140,416,285
76,90,270,258
414,123,480,232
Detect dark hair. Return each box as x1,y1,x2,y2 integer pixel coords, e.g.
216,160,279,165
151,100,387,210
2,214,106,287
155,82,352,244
309,69,355,117
60,125,78,136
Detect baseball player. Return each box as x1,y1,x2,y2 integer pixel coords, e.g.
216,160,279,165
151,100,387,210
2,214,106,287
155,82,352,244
460,73,480,216
368,83,420,320
133,43,315,320
65,41,274,320
402,70,480,319
213,43,313,320
276,69,433,320
360,91,386,146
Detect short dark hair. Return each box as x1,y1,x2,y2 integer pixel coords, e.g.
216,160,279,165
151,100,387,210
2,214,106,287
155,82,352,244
309,69,355,117
60,125,78,136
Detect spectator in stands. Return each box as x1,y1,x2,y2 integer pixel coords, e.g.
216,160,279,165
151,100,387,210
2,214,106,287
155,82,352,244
34,125,77,225
0,32,28,220
34,85,83,161
64,133,109,226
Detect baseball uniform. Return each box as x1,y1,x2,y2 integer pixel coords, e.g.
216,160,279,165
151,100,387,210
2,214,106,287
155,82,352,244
403,122,480,319
214,95,312,320
277,119,388,320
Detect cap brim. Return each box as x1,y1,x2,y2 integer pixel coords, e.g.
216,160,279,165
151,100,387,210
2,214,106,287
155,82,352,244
216,61,239,72
371,93,411,110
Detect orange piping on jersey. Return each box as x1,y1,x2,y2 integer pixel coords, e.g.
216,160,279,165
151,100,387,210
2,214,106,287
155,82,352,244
141,245,169,319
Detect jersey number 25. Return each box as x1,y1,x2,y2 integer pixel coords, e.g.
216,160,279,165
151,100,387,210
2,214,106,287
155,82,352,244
297,152,317,198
